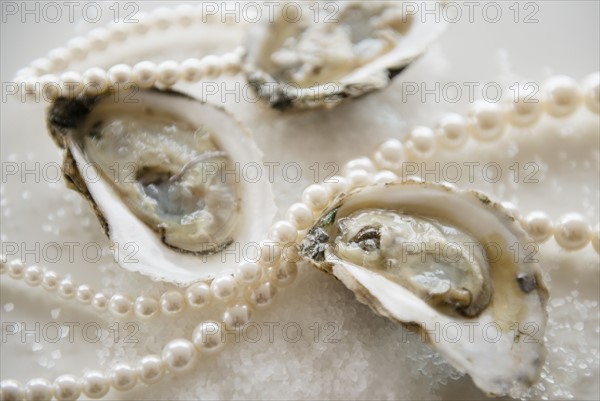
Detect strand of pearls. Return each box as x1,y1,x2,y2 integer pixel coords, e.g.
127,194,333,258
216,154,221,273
0,258,195,320
16,4,226,78
0,242,293,322
0,217,303,400
13,4,245,101
14,48,245,102
521,212,599,252
371,74,599,162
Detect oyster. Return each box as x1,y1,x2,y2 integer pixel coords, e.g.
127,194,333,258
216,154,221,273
300,181,549,396
47,90,275,285
245,1,447,110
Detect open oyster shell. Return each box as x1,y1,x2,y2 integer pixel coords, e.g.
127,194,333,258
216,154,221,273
245,1,447,110
300,181,549,396
47,90,275,285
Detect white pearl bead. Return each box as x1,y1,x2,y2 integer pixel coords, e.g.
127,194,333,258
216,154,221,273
91,293,108,312
0,254,6,274
132,61,157,89
582,72,600,113
107,64,132,87
162,339,198,373
555,213,591,251
407,126,436,158
180,58,204,82
174,4,197,26
523,211,553,243
235,46,247,58
151,7,174,29
138,355,165,384
53,375,81,401
76,285,93,304
509,99,543,128
15,67,36,78
185,283,211,308
110,364,137,391
269,262,298,287
508,90,543,127
323,176,348,199
199,55,223,78
87,28,111,51
58,279,76,299
544,75,582,117
373,170,398,184
373,139,405,171
25,378,53,401
435,113,469,148
47,47,70,71
344,157,376,174
108,294,133,318
221,52,242,75
82,371,109,399
66,37,89,60
302,184,331,211
286,203,314,230
82,67,108,96
248,281,278,309
60,71,83,98
259,241,282,267
223,304,253,329
23,265,43,286
468,101,506,141
282,243,300,264
192,321,225,354
592,225,599,253
134,296,159,320
109,23,131,42
1,380,23,401
7,259,24,279
157,60,181,87
30,58,51,75
210,275,238,302
160,291,185,315
42,270,60,291
234,262,263,286
132,12,151,34
270,220,298,244
346,169,372,189
39,74,61,101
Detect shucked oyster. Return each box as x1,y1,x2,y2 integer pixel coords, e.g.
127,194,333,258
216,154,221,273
245,1,447,110
300,181,549,396
48,90,275,285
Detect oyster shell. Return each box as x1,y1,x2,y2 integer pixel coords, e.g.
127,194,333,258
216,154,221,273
300,181,549,396
245,1,447,110
47,90,275,285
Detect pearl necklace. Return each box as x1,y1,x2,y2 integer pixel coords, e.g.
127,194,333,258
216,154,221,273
3,5,599,401
13,5,245,101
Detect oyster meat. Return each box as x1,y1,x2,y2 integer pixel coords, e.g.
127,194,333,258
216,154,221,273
48,90,275,285
300,181,549,396
245,1,447,110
